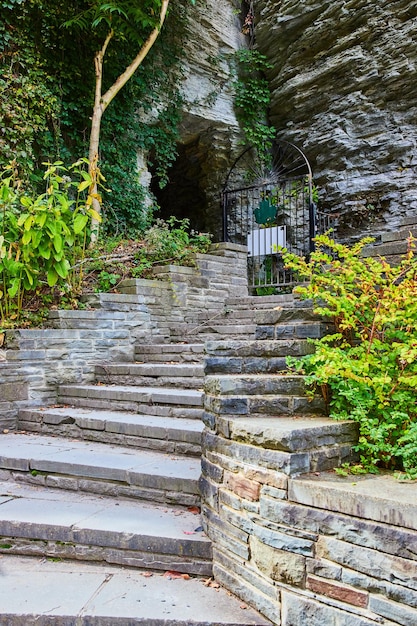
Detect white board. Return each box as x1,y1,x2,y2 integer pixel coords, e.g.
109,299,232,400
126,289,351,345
247,226,286,257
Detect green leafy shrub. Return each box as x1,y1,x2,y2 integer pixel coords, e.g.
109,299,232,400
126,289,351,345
78,218,213,289
138,217,212,268
0,160,100,327
283,233,417,478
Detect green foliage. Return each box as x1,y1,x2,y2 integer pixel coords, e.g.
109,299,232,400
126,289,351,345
96,270,121,292
283,233,417,479
0,0,190,235
232,49,276,154
75,218,212,290
137,217,212,268
0,160,99,327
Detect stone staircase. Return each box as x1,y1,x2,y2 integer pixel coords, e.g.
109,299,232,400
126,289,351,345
0,285,358,623
362,213,417,265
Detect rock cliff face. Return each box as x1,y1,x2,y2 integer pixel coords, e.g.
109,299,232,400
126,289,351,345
155,0,246,238
255,0,417,240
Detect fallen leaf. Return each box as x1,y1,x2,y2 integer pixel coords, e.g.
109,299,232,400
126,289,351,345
183,531,195,535
142,572,153,578
240,604,248,610
164,570,190,580
188,506,200,514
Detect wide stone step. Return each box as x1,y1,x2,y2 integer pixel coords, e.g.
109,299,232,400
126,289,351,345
226,295,295,309
205,374,308,397
135,343,205,363
254,307,323,325
170,323,257,339
203,358,325,419
18,407,204,456
205,339,314,374
94,363,205,389
0,555,271,625
58,384,204,419
0,433,201,506
256,320,332,340
219,416,357,453
0,481,211,575
218,416,357,469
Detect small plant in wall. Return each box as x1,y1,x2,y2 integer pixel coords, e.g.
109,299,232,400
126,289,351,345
283,233,417,479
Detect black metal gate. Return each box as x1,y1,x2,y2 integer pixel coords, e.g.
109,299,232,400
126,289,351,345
222,139,330,292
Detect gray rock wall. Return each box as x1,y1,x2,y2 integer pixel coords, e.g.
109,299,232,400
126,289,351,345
255,0,417,240
159,0,247,238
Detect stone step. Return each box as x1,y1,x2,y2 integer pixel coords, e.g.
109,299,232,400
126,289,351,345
380,225,417,244
0,555,271,625
135,343,205,363
202,416,357,474
18,407,204,456
205,374,308,397
94,363,205,390
362,239,412,259
0,481,211,575
204,392,325,418
256,320,333,340
204,374,325,417
221,415,357,452
0,433,201,506
170,323,257,339
226,295,295,309
58,383,204,419
254,306,322,325
206,338,313,362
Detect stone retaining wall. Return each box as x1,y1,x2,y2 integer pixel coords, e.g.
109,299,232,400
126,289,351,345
201,341,417,626
202,438,417,625
0,243,248,430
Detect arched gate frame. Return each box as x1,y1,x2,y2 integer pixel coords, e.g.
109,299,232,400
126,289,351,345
222,139,332,292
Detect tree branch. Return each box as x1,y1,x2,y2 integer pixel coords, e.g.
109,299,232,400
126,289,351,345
101,0,170,111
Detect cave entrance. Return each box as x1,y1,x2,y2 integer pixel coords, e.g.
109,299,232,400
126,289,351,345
150,140,210,234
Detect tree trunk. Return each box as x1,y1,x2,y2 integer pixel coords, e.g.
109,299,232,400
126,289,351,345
88,30,113,244
87,0,170,243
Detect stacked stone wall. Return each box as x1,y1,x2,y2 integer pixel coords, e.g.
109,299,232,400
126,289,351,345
201,340,417,626
0,244,248,429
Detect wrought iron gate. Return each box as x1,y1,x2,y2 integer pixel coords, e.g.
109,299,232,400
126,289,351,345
222,139,330,292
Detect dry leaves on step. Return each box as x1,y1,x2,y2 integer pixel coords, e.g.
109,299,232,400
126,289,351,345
163,571,190,580
202,578,220,589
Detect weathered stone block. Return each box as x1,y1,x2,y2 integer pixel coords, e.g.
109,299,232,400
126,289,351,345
0,383,28,403
224,471,261,501
251,535,306,587
281,592,380,626
369,594,417,626
252,522,315,557
260,497,417,562
317,536,417,591
306,575,368,608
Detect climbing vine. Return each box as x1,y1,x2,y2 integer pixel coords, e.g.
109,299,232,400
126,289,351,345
233,48,276,153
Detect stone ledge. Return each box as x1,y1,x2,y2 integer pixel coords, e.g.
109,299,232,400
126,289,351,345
289,473,417,531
